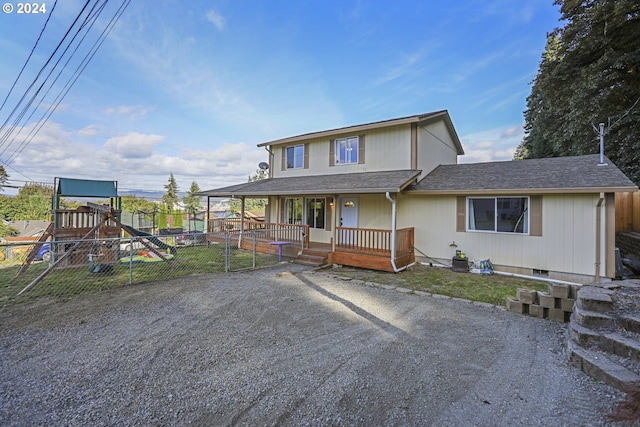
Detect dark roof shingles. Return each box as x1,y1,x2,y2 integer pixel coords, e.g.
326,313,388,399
410,155,636,192
198,170,422,196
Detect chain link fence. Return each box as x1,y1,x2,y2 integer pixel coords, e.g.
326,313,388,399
0,232,297,307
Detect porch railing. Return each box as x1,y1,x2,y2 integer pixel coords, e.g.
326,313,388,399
336,226,414,255
208,218,309,247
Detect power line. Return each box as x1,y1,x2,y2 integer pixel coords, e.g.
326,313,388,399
0,0,93,150
2,0,125,164
0,0,131,168
0,0,58,114
0,0,104,157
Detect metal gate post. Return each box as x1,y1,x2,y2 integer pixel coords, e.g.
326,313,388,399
128,239,133,285
225,232,230,272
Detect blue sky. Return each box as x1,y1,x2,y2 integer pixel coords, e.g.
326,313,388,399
0,0,560,195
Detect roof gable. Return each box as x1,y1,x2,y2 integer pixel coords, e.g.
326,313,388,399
258,110,464,155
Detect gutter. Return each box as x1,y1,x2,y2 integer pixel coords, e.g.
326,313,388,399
385,192,410,273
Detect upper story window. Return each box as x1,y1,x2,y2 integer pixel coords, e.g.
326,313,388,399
286,145,305,169
330,135,365,167
468,197,529,234
335,137,358,165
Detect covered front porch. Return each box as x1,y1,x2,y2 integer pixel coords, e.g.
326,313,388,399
197,169,422,273
206,218,415,272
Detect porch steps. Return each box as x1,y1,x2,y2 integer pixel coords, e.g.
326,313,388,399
567,280,640,391
294,249,329,267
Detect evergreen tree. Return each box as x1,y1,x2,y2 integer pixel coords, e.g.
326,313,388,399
157,207,168,231
162,173,179,212
173,209,184,229
0,166,8,192
183,181,203,230
182,181,202,214
517,0,640,184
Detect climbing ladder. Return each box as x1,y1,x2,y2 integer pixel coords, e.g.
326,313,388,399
15,222,54,277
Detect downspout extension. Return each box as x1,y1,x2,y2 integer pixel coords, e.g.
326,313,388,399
386,192,408,273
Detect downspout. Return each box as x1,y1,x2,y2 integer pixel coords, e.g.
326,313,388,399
595,194,604,282
385,192,408,273
264,146,274,178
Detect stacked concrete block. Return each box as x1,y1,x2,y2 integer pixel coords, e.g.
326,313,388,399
506,283,580,322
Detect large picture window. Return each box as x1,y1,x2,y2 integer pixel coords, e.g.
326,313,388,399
286,145,304,169
468,197,529,234
335,136,358,165
306,198,325,229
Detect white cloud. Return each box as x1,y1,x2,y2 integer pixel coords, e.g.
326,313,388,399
78,124,101,137
104,104,154,120
459,124,524,164
103,133,164,159
5,121,267,193
205,10,226,31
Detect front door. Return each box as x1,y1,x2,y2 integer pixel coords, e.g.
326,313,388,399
339,197,358,245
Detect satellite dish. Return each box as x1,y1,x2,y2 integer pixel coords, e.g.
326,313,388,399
258,162,269,170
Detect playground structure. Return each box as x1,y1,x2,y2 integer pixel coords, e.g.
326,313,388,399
17,178,174,294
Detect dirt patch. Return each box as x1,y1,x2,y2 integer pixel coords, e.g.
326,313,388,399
0,264,624,426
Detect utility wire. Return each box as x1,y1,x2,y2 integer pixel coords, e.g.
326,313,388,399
0,0,93,149
0,0,101,153
0,0,110,161
0,0,58,114
7,0,131,165
0,0,131,169
607,95,640,132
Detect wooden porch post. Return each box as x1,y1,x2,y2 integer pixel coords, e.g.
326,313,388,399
332,194,338,252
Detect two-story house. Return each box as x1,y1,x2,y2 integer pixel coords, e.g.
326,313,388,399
199,110,637,283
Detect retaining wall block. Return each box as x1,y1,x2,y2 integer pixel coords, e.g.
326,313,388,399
561,298,576,313
517,288,538,305
538,292,556,309
506,298,526,315
529,304,545,319
569,285,580,299
549,283,570,299
549,308,566,322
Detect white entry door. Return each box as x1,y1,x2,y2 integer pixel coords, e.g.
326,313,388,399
340,197,358,228
339,197,358,246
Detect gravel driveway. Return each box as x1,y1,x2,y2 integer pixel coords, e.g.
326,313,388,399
0,264,624,426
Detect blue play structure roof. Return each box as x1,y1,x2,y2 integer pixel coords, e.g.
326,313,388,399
56,178,118,197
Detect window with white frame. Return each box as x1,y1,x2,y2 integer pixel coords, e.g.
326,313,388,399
285,198,303,224
286,145,304,169
335,136,358,165
306,198,325,229
467,197,529,234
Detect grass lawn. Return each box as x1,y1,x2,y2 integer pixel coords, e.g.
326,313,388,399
0,244,271,306
327,262,552,306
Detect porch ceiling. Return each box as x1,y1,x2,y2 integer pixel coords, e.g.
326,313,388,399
197,169,422,197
